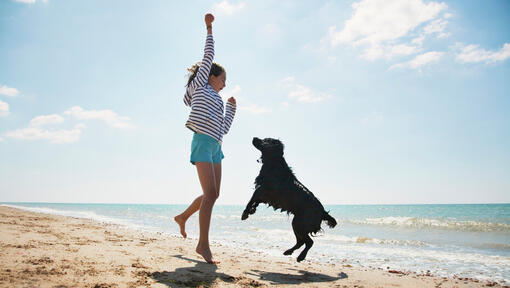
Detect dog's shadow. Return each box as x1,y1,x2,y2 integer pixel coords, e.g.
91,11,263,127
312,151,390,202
149,255,235,288
246,268,348,285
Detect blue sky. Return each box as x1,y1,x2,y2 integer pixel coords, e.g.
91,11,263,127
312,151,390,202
1,0,509,204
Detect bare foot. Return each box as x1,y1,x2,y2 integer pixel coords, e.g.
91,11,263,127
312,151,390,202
196,244,219,264
174,215,187,238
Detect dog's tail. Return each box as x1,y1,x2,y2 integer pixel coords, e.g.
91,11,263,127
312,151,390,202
322,211,337,228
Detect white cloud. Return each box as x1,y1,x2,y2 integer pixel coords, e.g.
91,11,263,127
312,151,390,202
327,55,338,63
288,86,330,103
29,114,65,127
390,51,444,70
329,0,446,46
279,77,332,103
279,76,296,88
240,104,270,115
455,43,510,64
221,85,241,102
326,0,447,60
5,125,83,144
0,100,9,117
263,23,278,34
222,85,270,115
361,43,420,60
63,106,134,129
0,85,20,97
390,44,420,56
0,136,3,142
4,106,131,144
411,35,426,46
212,0,246,16
13,0,48,3
4,113,77,144
423,18,449,38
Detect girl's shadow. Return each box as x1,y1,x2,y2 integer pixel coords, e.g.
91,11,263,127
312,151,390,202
149,255,235,287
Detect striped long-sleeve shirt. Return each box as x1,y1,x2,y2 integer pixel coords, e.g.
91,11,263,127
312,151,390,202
184,34,236,144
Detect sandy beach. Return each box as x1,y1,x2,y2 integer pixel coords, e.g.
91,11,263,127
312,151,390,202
0,206,505,288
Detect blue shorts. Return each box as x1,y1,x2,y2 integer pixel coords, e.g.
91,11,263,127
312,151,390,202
190,133,224,165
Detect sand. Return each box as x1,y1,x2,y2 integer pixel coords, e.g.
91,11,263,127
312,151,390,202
0,206,504,288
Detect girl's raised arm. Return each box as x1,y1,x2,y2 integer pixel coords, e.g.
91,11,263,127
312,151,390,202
184,14,215,106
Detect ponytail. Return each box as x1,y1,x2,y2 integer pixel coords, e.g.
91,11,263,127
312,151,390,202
186,62,225,87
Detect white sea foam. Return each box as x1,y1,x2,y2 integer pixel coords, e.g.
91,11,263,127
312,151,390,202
325,245,509,283
1,204,144,230
214,213,290,222
347,216,510,232
320,233,430,247
217,227,510,284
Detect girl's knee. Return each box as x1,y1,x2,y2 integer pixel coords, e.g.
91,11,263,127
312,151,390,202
203,190,218,202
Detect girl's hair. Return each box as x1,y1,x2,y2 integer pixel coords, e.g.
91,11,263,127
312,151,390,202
186,62,225,87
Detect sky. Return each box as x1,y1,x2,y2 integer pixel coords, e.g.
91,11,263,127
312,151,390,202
0,0,509,205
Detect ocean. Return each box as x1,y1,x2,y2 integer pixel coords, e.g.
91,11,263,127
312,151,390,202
2,202,509,284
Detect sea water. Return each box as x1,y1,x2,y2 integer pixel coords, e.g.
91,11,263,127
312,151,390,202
3,202,509,284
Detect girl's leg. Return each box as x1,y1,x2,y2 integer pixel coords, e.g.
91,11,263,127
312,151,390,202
213,162,222,198
174,195,203,238
195,161,219,264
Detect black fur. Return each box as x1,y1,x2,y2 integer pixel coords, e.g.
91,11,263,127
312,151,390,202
241,137,337,262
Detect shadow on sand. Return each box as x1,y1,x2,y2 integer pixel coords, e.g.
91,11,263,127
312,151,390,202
150,255,347,287
246,268,348,285
149,255,236,287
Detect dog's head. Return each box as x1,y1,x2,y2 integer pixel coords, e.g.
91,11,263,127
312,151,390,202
252,137,284,160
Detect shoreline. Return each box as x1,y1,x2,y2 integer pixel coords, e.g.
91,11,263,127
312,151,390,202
0,206,505,287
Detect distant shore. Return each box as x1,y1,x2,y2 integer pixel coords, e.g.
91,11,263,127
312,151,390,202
0,206,503,287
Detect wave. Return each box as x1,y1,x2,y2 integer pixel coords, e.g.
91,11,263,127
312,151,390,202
320,233,430,247
222,226,430,248
473,243,510,251
346,216,510,232
1,204,144,230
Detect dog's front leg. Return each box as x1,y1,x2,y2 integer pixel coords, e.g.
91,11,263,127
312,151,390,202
241,187,263,220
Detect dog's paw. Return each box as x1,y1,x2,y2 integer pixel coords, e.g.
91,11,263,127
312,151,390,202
297,253,307,262
241,211,249,220
283,249,293,256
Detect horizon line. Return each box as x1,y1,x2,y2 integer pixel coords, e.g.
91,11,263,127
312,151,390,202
2,201,509,206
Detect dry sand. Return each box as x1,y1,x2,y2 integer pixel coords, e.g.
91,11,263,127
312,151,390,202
0,206,504,288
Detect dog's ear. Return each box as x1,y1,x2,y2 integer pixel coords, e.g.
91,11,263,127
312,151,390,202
262,138,284,157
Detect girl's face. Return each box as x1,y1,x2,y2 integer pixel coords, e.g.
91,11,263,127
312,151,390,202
209,72,226,93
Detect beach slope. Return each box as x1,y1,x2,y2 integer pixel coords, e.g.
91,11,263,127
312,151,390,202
0,206,498,287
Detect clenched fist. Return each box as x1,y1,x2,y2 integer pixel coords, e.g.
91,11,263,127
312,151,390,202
205,13,214,27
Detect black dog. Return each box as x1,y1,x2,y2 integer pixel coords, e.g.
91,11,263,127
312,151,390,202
241,137,337,262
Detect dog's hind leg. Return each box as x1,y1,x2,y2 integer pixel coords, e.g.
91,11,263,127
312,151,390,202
297,234,313,262
284,217,305,256
283,240,303,256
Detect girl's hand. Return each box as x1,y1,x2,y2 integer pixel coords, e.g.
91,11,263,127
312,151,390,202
205,13,214,27
228,97,236,105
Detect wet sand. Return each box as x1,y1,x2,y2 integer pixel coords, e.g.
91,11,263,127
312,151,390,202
0,206,503,287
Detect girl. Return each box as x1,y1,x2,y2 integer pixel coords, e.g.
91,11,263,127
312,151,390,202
174,13,236,264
